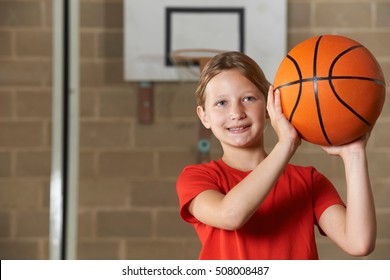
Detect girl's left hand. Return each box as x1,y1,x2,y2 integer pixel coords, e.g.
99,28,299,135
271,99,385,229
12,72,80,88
321,131,370,157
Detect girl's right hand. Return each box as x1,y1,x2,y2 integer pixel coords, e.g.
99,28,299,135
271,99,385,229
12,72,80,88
267,85,301,151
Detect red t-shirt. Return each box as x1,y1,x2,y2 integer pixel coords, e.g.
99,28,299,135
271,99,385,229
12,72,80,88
176,159,345,260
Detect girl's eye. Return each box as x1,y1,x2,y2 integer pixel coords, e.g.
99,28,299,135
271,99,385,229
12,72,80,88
243,96,256,102
216,100,226,107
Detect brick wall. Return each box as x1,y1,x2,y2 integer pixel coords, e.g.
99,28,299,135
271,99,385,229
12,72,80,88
0,0,389,260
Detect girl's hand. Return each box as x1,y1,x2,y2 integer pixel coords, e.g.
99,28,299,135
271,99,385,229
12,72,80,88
321,131,370,158
267,85,301,150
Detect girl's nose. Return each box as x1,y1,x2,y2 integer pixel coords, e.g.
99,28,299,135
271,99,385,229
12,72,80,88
230,103,246,120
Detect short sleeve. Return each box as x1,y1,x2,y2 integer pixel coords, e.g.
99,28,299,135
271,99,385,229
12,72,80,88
176,165,220,224
312,168,345,234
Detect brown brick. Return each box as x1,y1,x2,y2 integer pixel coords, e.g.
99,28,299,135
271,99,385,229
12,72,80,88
96,210,152,238
0,60,51,86
0,31,11,56
0,152,11,177
264,125,278,151
371,121,390,148
343,32,390,57
377,212,390,239
104,61,128,86
80,90,98,118
0,211,11,237
135,122,197,148
317,240,359,260
288,2,310,28
82,61,127,87
377,2,390,27
0,121,44,147
98,32,123,58
156,210,197,238
0,91,13,118
159,150,197,177
16,31,51,57
0,2,40,27
80,121,132,148
99,89,136,118
0,179,41,208
81,32,97,58
79,178,129,207
378,94,389,118
78,241,120,260
0,241,39,260
210,150,224,161
41,180,50,208
44,119,51,147
16,211,49,238
80,2,123,28
131,180,178,208
154,83,198,120
98,151,154,177
81,61,104,87
329,156,347,181
329,178,347,202
78,212,93,239
379,62,390,89
15,150,51,177
367,241,390,260
367,151,390,179
373,182,390,209
290,149,335,179
79,151,96,178
43,0,52,28
314,3,371,28
40,239,49,260
126,240,201,260
16,90,51,118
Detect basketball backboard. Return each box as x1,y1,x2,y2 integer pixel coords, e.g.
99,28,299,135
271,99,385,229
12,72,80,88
124,0,287,81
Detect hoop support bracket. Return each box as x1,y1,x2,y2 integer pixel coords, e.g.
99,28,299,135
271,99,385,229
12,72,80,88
138,81,154,124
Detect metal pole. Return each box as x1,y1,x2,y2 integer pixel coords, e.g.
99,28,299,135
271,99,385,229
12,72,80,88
50,0,64,260
66,0,80,260
50,0,79,260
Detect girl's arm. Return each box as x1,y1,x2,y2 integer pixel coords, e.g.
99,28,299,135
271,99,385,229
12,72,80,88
189,87,301,230
319,134,377,256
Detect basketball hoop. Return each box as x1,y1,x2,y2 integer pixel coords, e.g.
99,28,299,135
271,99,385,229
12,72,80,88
170,48,226,71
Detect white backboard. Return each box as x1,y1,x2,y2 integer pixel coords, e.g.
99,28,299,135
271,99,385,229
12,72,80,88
124,0,287,81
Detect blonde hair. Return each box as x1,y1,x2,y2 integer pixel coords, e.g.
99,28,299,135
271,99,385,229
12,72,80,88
194,51,271,108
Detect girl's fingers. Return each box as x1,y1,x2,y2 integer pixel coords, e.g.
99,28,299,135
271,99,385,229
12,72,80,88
267,86,283,118
274,89,281,113
267,85,275,115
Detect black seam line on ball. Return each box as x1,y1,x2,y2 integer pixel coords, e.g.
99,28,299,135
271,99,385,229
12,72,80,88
285,54,303,122
329,45,372,127
274,76,385,90
314,36,332,145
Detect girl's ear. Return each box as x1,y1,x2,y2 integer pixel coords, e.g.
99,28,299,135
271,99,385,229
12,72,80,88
197,106,211,129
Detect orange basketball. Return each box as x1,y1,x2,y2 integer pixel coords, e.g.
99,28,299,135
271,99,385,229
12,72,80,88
274,35,386,146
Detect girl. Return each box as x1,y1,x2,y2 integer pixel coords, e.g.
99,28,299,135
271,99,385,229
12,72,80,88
176,51,376,259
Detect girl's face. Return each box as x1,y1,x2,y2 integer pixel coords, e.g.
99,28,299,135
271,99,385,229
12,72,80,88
197,69,267,150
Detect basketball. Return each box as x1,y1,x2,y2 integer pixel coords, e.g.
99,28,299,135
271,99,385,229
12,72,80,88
274,35,386,146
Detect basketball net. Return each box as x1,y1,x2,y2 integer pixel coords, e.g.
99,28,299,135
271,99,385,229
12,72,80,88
170,48,226,81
